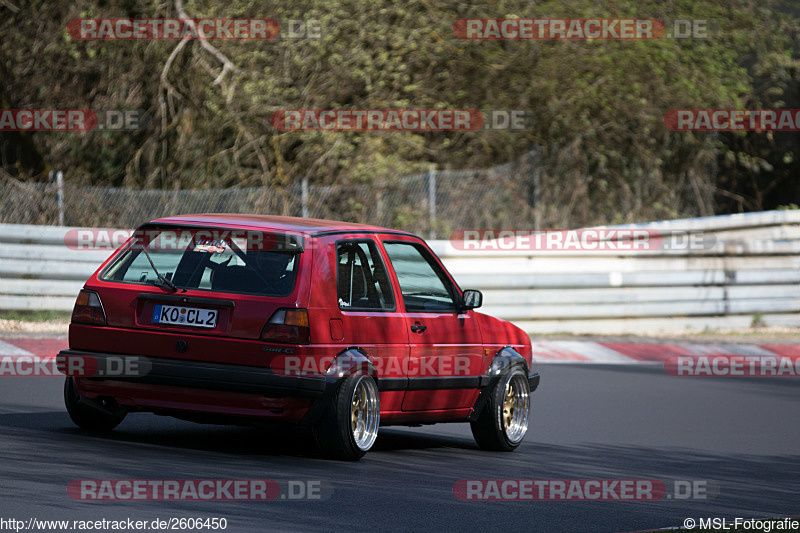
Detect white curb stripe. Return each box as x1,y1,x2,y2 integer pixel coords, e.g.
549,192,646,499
0,339,33,356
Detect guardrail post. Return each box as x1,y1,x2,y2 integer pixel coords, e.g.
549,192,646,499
49,170,65,226
428,163,436,239
533,166,541,231
57,171,64,226
301,176,309,218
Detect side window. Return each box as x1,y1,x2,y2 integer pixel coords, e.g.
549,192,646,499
337,241,395,310
382,242,457,312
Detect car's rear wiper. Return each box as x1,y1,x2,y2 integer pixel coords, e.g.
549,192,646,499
139,243,178,292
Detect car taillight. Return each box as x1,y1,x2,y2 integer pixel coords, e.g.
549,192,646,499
261,309,310,344
71,289,107,326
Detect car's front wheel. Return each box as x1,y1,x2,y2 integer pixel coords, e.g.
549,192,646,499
471,366,530,451
64,377,127,431
314,374,380,461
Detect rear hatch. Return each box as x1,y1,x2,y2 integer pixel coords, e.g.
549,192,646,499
74,224,309,366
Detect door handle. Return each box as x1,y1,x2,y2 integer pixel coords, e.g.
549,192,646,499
410,324,427,333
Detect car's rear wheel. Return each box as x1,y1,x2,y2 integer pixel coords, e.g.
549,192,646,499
314,374,380,461
64,377,127,431
471,366,530,451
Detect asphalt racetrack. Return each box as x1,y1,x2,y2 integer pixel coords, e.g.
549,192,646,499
1,362,799,532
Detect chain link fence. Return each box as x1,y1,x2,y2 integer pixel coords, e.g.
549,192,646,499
0,150,541,238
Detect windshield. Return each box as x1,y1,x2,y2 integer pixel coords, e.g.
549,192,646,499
100,226,302,297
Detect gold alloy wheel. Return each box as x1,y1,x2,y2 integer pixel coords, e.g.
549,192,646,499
349,377,380,451
503,381,516,431
351,387,364,432
501,371,530,444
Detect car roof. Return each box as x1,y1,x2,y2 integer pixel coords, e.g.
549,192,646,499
148,213,417,238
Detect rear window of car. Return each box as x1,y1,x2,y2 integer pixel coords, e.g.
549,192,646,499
99,226,303,297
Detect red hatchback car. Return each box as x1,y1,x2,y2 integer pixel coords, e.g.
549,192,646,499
59,214,539,460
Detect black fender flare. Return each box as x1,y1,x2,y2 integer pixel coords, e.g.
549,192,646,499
299,347,378,425
470,346,531,422
322,346,378,380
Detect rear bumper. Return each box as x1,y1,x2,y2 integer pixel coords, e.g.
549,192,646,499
57,349,327,398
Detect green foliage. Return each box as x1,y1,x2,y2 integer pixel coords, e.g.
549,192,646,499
0,310,72,322
1,0,799,228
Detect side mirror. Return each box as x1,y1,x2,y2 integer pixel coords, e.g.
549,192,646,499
461,289,483,311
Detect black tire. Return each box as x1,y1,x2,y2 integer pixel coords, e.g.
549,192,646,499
314,374,380,461
471,366,531,451
64,377,127,431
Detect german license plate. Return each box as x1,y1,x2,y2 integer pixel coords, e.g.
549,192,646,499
152,304,217,328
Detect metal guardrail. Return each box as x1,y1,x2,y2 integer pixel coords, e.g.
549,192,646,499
1,210,799,334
